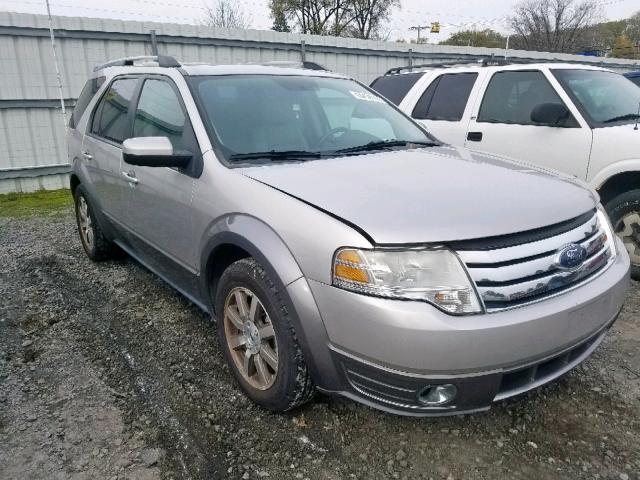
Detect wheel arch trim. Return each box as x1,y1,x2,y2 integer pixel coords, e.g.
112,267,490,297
590,160,640,192
198,213,305,312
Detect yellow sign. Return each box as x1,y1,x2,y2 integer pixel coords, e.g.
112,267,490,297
431,22,440,34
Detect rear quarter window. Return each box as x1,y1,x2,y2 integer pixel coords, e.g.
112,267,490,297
412,73,478,121
370,72,424,105
69,76,105,129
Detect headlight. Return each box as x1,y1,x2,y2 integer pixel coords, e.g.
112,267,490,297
332,248,482,315
596,205,618,257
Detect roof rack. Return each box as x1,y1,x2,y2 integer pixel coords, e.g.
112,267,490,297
93,55,181,72
384,57,512,75
260,60,328,71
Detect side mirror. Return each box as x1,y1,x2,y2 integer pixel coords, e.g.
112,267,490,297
530,103,570,126
122,137,191,168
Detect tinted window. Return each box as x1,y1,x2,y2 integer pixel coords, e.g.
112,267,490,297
91,78,138,143
412,73,477,121
134,79,186,150
478,71,572,126
370,72,424,105
70,76,104,129
411,79,438,119
630,76,640,87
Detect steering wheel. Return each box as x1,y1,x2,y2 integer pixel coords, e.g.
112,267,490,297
316,127,350,148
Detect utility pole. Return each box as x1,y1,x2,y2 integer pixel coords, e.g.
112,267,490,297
45,0,67,129
409,25,429,44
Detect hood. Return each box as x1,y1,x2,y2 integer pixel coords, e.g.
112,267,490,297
238,145,596,245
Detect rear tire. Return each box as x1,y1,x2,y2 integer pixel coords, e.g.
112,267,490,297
74,185,115,262
605,189,640,280
215,258,315,412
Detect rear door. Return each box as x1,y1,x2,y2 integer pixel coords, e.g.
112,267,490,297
120,76,201,285
464,69,592,179
409,72,480,146
81,76,139,223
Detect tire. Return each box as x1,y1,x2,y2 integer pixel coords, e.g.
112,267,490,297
73,185,115,262
605,189,640,280
215,258,315,412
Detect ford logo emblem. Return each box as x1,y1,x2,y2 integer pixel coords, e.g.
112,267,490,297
555,243,587,271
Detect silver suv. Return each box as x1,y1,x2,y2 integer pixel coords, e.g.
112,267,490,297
67,55,630,416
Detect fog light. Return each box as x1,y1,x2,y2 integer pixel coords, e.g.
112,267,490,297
417,384,457,406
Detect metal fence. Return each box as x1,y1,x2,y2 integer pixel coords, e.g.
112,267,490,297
1,11,639,194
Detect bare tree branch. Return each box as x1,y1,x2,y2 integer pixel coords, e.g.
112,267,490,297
509,0,602,52
270,0,397,38
204,0,252,29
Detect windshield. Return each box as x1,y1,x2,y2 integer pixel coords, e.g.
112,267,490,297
189,74,436,163
553,69,640,126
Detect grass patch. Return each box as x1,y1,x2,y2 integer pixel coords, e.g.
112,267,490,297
0,189,73,218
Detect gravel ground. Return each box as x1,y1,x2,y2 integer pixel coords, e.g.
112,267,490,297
1,210,639,480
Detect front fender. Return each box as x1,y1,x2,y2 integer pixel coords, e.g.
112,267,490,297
198,213,304,297
198,213,340,388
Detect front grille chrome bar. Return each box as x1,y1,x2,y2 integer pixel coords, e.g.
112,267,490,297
453,211,613,312
457,214,598,265
476,245,610,305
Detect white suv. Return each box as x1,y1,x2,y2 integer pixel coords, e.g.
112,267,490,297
372,62,640,278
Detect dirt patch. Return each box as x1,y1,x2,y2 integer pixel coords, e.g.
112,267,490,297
1,212,638,480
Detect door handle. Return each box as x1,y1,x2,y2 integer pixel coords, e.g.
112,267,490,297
467,131,483,142
81,150,93,160
121,171,139,184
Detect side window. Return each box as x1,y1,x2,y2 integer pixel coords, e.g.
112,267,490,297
91,78,138,143
133,79,186,150
411,77,439,119
478,71,574,126
69,76,104,129
370,72,425,105
412,73,478,121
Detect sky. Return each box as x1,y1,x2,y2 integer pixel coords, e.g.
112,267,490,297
0,0,638,42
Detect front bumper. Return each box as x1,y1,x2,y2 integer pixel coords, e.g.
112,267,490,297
287,238,630,416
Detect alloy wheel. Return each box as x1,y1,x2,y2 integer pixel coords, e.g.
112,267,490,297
77,196,94,251
223,287,278,390
616,212,640,265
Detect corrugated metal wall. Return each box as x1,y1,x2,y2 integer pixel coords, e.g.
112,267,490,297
1,11,638,194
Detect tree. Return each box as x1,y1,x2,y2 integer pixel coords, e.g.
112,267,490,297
270,0,351,35
440,29,507,48
509,0,602,53
577,19,626,55
271,2,291,32
204,0,251,29
269,0,398,38
611,35,637,59
347,0,399,40
627,11,640,45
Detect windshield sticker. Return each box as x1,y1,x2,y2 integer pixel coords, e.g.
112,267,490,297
350,91,385,103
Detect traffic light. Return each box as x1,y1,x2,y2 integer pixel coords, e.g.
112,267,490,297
431,22,440,34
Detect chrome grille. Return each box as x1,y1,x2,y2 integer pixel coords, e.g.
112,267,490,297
454,210,614,312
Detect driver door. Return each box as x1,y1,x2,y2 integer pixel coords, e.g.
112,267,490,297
464,69,592,179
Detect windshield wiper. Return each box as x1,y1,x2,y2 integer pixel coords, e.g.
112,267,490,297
602,113,640,124
335,139,439,154
228,150,323,162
